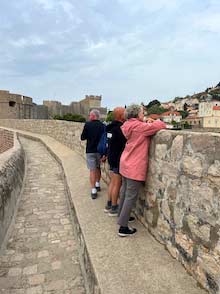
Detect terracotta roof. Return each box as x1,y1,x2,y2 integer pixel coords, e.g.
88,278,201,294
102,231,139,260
148,114,161,119
185,116,201,120
213,106,220,110
161,111,181,116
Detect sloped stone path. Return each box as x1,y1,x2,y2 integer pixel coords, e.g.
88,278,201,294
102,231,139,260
0,137,85,294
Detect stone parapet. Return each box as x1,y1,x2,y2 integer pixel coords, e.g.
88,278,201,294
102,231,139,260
0,120,219,293
0,131,25,248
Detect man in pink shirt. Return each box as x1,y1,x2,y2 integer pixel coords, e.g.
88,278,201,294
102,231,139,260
118,104,166,237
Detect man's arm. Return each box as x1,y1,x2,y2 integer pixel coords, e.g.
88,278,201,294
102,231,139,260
81,123,88,140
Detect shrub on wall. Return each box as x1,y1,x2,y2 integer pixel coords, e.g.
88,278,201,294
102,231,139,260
53,113,86,122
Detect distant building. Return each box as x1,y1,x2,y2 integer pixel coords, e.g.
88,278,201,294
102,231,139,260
160,111,182,123
0,90,48,119
147,111,182,124
182,116,202,127
44,95,107,120
199,101,220,128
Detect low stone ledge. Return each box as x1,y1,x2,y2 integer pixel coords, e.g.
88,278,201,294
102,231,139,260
0,132,25,248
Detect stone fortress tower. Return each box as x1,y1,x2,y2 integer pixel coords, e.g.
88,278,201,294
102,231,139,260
0,90,33,119
43,95,107,120
0,90,48,119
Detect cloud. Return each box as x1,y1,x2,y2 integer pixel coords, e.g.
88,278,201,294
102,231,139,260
0,0,220,108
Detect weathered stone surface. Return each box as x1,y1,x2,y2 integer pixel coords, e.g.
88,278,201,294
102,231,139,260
173,206,184,229
0,132,25,247
157,216,173,240
197,250,220,280
208,160,220,177
175,232,194,257
155,144,168,161
190,133,216,156
182,156,203,177
170,135,183,161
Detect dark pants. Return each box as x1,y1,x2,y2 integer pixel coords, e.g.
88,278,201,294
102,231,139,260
118,176,142,227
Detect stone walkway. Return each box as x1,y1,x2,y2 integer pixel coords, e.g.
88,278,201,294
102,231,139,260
0,137,85,294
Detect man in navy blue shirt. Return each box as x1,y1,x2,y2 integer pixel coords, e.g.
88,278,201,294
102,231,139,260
81,109,105,199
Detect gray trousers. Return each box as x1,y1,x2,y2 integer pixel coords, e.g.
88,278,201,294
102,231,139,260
118,176,142,227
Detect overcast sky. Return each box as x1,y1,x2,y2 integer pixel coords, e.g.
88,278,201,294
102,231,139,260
0,0,220,109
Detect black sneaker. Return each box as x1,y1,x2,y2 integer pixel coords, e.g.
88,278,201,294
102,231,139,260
104,201,112,213
91,192,97,199
128,216,135,223
96,186,101,192
118,226,137,237
104,205,111,213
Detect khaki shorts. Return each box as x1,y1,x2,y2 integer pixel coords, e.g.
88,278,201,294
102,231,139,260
86,153,101,170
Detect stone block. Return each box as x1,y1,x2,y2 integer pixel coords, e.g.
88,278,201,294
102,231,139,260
8,267,22,276
173,206,184,229
28,274,45,286
166,242,179,259
23,265,38,275
155,144,168,161
182,156,203,177
185,215,211,244
197,249,220,280
208,160,220,177
157,216,172,240
170,135,183,161
175,232,194,257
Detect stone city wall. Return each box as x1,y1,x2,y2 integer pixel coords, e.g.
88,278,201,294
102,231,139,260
0,119,219,293
0,129,14,154
0,131,25,248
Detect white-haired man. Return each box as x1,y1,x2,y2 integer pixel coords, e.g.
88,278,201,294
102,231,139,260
81,109,105,199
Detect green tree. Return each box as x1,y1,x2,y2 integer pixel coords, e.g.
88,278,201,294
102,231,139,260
178,110,189,119
106,111,113,122
53,115,62,120
147,105,167,115
53,113,86,122
146,99,161,108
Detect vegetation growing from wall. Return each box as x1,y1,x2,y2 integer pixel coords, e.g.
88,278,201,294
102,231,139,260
53,113,86,122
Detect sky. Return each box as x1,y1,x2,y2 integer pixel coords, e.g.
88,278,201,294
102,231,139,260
0,0,220,109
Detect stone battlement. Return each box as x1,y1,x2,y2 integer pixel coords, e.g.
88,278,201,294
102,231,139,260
0,119,219,293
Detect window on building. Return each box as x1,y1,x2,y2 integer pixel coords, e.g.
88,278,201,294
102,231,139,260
9,101,16,107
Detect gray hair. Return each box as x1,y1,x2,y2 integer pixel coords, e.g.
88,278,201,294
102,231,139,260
125,104,142,119
90,109,100,119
